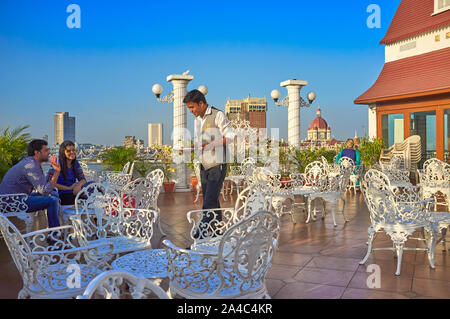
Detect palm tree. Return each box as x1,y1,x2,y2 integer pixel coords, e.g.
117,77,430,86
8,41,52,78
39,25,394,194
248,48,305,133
0,125,32,180
98,146,137,171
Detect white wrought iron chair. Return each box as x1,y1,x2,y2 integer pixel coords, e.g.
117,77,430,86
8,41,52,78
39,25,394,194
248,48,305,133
251,167,296,224
417,158,450,211
0,193,38,234
120,176,166,236
77,270,169,299
0,213,113,299
79,161,98,182
307,167,352,227
187,182,273,254
100,161,134,191
68,183,158,256
163,209,280,299
360,169,437,275
297,160,329,223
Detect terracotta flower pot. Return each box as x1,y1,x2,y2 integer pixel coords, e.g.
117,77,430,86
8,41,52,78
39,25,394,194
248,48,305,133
280,176,291,188
189,176,198,192
163,182,175,193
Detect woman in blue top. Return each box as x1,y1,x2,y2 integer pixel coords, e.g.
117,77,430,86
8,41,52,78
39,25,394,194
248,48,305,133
336,138,361,189
336,139,361,166
47,140,86,205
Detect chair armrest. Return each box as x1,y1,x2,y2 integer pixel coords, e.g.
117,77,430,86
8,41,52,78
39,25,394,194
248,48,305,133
186,208,235,242
162,239,216,260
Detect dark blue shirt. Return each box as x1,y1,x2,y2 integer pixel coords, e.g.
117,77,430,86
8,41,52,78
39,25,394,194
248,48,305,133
47,160,85,194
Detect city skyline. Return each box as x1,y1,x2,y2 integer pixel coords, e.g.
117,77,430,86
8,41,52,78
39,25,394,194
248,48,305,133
0,1,401,145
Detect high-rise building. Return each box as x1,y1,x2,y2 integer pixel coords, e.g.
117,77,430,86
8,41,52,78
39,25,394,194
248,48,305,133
123,136,136,148
54,112,75,146
148,123,163,146
225,95,267,130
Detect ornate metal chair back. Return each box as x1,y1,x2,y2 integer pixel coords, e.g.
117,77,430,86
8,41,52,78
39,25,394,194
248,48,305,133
0,214,34,283
234,182,273,222
72,183,122,242
120,178,157,211
146,169,165,188
218,210,280,288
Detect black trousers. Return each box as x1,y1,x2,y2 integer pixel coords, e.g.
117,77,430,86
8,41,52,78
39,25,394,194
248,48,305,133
197,163,227,235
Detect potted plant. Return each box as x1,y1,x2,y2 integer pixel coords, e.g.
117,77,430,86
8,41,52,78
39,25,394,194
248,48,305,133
152,144,177,193
358,137,384,171
185,147,199,192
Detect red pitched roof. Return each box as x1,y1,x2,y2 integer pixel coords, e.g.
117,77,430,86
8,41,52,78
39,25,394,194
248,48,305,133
354,47,450,104
380,0,450,45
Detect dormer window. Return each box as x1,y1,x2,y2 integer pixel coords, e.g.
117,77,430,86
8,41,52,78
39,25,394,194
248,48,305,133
434,0,450,15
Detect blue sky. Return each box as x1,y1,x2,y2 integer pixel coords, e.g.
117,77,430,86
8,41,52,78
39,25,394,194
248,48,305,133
0,0,402,145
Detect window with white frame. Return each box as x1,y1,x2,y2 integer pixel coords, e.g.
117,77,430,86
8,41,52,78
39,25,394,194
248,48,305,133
434,0,450,14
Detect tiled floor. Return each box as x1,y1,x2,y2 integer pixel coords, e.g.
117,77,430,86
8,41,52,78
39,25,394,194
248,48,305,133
0,191,448,299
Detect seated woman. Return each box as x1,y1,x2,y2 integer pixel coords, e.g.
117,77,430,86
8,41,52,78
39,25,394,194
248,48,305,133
336,138,361,166
47,140,87,205
336,138,362,189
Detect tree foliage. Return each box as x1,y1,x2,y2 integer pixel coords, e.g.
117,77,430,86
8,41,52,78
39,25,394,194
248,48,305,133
0,125,31,181
99,146,137,171
292,147,338,173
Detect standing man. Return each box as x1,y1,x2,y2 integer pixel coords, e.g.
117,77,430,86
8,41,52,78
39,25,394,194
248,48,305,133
184,89,234,236
0,139,62,229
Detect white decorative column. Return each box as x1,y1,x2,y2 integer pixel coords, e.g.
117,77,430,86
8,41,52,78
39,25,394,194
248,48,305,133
167,74,194,191
280,80,308,148
368,104,377,139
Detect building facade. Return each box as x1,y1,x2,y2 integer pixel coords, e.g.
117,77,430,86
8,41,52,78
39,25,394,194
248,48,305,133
123,136,136,148
306,107,331,142
355,0,450,164
54,112,75,146
225,95,267,130
148,123,163,146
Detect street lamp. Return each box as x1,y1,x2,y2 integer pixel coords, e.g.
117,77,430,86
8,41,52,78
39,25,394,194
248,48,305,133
271,79,316,148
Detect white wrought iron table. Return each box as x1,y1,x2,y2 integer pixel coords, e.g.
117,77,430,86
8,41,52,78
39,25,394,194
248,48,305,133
111,249,169,283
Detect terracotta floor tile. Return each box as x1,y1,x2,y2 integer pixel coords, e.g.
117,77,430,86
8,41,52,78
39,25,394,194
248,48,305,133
305,256,361,272
272,251,313,267
341,288,409,299
266,264,302,281
412,278,450,298
413,264,450,281
274,282,345,299
348,270,413,292
357,259,415,277
266,279,286,297
294,267,355,287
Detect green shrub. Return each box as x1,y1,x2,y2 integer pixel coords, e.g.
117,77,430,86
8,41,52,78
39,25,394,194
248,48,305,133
99,146,137,171
0,125,31,181
359,137,385,168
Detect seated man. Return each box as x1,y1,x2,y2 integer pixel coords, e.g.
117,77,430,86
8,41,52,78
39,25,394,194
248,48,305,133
0,139,62,229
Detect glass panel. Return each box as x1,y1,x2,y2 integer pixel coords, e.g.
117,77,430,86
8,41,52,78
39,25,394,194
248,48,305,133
445,109,450,163
410,111,436,167
381,113,404,147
